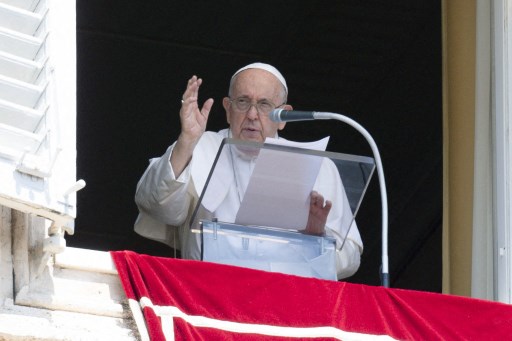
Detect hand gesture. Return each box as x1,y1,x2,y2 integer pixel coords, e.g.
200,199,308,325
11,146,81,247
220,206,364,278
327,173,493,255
171,76,214,176
304,191,332,236
179,75,214,145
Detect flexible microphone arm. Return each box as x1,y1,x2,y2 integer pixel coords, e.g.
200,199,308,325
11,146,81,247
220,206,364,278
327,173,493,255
313,112,389,287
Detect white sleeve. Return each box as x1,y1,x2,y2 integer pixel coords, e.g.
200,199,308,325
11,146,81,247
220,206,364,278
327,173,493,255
134,143,194,226
335,239,362,279
315,158,363,279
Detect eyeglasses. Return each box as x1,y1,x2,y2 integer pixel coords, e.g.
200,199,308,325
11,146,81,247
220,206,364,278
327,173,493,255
229,97,286,116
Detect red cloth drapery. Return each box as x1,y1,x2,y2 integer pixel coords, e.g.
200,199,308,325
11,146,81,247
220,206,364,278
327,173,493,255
111,250,512,340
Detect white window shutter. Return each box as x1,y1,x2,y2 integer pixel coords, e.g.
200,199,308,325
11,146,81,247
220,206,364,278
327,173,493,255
0,0,80,234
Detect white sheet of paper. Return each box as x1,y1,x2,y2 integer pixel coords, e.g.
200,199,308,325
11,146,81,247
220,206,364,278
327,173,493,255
235,137,329,230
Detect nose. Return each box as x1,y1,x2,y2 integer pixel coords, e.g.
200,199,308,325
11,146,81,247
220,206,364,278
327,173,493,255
246,104,259,120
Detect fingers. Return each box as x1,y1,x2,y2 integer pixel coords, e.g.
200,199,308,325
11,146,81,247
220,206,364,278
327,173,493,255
178,76,213,144
310,191,331,211
304,191,331,236
181,75,202,103
200,98,214,119
180,75,213,114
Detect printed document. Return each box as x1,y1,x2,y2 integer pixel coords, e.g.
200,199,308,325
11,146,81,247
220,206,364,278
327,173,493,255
235,137,329,230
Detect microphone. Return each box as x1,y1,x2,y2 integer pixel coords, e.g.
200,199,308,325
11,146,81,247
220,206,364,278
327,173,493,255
270,107,390,287
270,109,318,122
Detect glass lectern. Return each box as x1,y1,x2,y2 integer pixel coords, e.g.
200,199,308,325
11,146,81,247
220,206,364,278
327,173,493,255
190,138,375,280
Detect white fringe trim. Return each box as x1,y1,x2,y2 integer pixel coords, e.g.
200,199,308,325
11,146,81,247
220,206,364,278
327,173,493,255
139,296,398,340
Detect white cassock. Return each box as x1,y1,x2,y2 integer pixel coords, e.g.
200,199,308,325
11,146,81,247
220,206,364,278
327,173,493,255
134,129,363,279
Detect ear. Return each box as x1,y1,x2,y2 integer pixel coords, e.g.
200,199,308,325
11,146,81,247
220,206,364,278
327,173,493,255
278,103,293,130
223,97,231,124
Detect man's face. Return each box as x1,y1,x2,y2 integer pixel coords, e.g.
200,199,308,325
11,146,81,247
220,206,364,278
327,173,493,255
223,69,288,142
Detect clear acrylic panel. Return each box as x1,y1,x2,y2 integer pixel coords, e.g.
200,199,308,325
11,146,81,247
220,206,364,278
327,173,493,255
190,138,375,280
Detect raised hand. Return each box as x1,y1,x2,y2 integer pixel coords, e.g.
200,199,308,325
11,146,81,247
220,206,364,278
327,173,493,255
179,76,214,144
171,76,214,176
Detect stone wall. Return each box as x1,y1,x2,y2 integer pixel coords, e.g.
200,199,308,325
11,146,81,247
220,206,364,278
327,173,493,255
0,206,140,340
